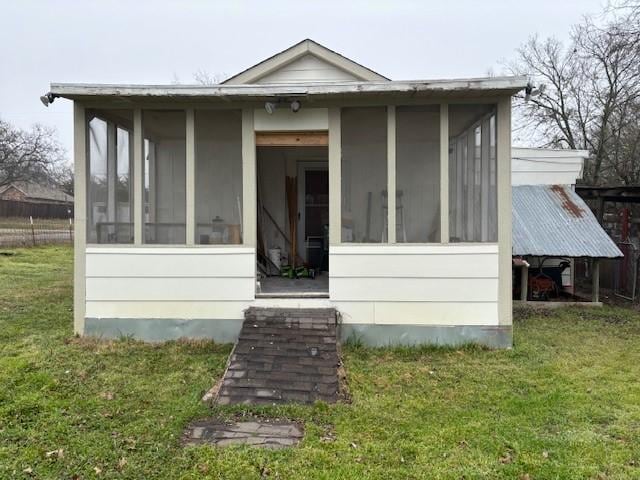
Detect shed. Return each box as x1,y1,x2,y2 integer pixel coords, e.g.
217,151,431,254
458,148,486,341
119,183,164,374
512,184,623,303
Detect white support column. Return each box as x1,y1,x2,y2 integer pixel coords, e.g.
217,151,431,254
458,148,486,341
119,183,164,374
480,117,491,241
497,96,512,327
106,122,117,230
328,107,341,245
133,109,144,245
185,109,196,245
387,106,396,243
440,104,449,243
73,102,87,335
242,108,256,247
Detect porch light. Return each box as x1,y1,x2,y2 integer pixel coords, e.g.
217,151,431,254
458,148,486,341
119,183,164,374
39,92,56,107
265,101,278,114
290,100,301,113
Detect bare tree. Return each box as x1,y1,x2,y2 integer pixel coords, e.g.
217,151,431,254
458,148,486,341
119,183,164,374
193,69,228,85
508,1,640,185
0,118,67,189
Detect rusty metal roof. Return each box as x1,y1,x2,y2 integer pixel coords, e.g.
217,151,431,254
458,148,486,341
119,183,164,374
512,184,623,258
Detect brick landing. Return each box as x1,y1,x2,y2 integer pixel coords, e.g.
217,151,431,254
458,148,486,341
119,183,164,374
215,307,339,405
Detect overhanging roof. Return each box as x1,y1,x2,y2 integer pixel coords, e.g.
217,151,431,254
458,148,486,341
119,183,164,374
512,184,622,258
48,76,528,102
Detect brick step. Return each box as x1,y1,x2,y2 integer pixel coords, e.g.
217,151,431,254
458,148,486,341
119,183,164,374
215,307,340,406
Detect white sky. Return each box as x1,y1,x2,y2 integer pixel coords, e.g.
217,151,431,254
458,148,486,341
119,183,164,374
1,0,606,159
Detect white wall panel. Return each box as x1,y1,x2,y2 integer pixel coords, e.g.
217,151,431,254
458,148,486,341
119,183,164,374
86,301,249,319
86,248,254,277
330,244,499,325
330,277,498,302
85,247,255,318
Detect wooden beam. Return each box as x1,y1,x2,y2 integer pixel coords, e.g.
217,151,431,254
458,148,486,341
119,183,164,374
255,131,328,147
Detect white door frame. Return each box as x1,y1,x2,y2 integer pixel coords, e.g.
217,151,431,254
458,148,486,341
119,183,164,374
297,160,328,263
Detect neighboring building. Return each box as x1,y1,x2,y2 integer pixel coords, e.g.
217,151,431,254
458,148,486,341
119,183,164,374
46,39,527,348
0,181,73,205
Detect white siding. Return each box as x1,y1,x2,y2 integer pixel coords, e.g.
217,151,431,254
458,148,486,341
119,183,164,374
85,247,255,319
255,54,360,84
330,244,499,325
254,108,328,131
512,147,587,186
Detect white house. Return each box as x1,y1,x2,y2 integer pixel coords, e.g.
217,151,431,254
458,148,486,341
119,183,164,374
45,39,528,348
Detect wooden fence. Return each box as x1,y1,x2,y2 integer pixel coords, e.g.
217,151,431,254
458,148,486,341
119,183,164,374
0,199,73,219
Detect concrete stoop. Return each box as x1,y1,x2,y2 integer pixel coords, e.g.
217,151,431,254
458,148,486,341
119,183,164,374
215,307,339,405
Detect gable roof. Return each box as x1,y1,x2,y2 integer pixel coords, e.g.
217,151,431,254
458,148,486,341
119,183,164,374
0,182,73,203
222,39,389,84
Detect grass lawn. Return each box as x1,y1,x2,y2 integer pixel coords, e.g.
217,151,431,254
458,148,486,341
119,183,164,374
1,246,640,479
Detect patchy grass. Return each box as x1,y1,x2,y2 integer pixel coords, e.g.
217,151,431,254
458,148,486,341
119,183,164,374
1,246,639,479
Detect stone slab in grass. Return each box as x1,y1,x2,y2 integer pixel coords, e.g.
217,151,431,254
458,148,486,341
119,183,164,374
183,418,304,449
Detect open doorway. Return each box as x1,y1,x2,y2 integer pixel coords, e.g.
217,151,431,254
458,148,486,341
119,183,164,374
256,140,329,297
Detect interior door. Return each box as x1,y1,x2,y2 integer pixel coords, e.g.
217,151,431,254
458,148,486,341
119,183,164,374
297,162,328,269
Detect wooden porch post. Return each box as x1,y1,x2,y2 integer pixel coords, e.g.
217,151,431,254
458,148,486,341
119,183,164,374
497,96,512,326
520,263,529,302
185,109,195,245
242,108,256,247
387,106,396,243
328,107,341,245
133,109,143,245
592,258,600,303
73,102,87,335
440,103,449,243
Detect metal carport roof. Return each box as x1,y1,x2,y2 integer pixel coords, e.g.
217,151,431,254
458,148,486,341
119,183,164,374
512,184,623,258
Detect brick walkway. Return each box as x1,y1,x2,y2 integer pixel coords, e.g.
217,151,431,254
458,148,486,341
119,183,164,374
215,307,339,405
183,418,303,448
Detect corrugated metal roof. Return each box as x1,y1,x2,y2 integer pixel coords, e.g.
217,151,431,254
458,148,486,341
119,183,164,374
512,184,622,258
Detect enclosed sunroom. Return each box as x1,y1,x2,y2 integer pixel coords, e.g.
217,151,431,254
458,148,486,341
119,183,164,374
47,39,526,347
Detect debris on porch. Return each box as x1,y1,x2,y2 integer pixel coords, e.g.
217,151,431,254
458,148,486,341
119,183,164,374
213,308,339,405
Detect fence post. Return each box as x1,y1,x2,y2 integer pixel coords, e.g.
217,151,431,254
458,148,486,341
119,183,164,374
69,209,73,242
30,216,36,246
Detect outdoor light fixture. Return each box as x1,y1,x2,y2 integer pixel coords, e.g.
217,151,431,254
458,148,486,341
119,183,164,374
265,99,303,114
524,82,545,102
39,92,56,107
264,101,278,114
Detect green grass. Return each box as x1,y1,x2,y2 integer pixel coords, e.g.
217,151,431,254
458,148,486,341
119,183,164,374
1,246,640,479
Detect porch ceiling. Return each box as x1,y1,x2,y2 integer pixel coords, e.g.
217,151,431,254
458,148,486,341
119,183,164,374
48,76,528,103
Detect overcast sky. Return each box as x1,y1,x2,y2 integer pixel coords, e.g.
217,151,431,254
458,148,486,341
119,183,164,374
1,0,606,159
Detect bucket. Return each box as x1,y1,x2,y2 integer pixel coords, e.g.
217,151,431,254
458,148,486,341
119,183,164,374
268,247,282,271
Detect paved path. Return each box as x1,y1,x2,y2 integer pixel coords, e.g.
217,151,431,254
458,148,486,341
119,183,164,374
216,307,339,405
183,418,304,448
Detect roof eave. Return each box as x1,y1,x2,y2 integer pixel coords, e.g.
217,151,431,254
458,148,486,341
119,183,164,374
49,76,528,102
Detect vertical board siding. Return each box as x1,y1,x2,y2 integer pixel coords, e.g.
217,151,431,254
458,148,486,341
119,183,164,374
330,244,499,325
